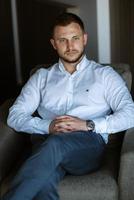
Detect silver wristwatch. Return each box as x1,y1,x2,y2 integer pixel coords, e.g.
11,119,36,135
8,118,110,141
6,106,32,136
86,120,95,131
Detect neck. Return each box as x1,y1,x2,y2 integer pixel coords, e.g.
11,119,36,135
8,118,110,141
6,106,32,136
61,55,84,74
64,63,77,74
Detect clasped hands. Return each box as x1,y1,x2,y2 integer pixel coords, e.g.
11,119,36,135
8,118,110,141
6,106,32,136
49,115,87,134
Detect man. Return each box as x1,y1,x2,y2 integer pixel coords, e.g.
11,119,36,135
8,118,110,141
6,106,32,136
3,12,134,200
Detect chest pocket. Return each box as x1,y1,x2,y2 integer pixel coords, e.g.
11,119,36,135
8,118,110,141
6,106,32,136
74,83,106,107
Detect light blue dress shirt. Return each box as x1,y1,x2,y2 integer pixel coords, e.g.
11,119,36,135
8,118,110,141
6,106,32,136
7,56,134,143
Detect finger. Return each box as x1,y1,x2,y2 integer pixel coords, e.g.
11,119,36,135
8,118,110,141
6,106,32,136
56,115,72,120
54,125,75,132
54,120,71,127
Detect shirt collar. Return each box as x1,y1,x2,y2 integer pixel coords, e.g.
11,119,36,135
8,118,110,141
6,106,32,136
58,55,90,73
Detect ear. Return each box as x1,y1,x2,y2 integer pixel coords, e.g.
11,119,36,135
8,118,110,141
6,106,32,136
83,33,88,46
50,39,57,50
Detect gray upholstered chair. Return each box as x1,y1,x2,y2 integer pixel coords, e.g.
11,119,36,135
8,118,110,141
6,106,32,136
0,63,134,200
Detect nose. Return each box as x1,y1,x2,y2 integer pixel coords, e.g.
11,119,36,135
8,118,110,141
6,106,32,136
66,40,73,50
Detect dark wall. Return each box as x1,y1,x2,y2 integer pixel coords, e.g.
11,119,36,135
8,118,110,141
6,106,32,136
0,0,17,104
110,0,134,97
17,0,68,82
0,0,69,104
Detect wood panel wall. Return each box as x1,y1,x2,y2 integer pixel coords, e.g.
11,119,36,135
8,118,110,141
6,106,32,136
110,0,134,97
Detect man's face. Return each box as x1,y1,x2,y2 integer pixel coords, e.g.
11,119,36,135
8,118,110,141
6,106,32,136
50,22,87,64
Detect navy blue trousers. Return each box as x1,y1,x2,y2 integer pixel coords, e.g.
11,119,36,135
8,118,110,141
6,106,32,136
2,131,106,200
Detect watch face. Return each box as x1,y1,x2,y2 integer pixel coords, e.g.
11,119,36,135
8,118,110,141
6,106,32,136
86,120,95,130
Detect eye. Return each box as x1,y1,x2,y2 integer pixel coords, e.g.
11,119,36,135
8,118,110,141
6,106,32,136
59,38,66,43
73,36,80,40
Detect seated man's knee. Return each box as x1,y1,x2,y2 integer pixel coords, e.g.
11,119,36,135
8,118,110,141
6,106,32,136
43,134,63,148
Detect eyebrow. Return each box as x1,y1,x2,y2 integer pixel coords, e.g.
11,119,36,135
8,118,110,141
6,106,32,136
57,34,82,40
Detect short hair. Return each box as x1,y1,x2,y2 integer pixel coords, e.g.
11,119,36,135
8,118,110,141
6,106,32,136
51,12,85,37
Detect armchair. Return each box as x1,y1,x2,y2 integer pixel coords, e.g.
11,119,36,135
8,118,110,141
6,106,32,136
0,63,134,200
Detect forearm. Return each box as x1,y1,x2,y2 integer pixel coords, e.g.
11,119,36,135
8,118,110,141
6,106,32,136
93,104,134,134
7,112,52,135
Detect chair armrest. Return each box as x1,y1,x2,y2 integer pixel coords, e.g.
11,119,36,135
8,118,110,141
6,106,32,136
0,99,31,182
118,128,134,200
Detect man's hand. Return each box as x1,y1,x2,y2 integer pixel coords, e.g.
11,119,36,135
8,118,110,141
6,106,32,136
49,115,87,134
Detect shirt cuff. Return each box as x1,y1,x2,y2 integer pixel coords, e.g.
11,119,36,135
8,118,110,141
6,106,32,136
93,117,107,134
33,117,52,134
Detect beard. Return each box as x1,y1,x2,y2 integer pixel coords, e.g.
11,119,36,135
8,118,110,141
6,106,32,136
59,49,85,64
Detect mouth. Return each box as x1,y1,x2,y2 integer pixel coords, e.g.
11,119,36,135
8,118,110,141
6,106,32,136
65,50,78,56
